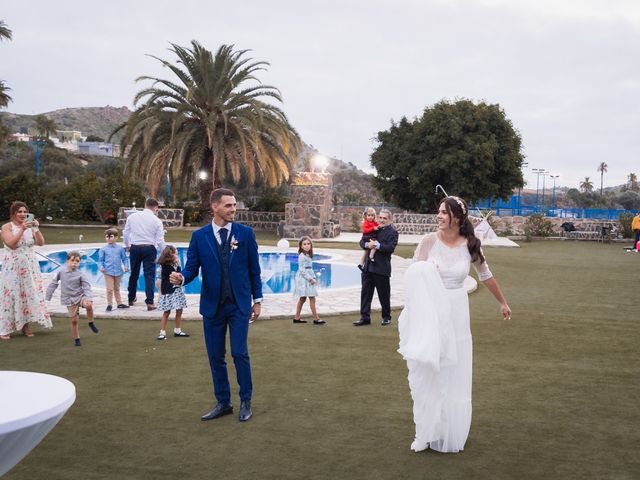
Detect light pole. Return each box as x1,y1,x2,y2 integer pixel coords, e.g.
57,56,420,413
166,173,171,207
541,171,549,211
531,168,546,212
28,140,47,177
550,175,560,211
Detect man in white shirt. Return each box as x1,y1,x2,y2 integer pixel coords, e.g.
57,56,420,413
123,198,165,310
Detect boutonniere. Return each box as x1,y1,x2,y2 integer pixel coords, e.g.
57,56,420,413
230,236,239,251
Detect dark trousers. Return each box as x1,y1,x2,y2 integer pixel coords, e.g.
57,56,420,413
128,245,157,305
203,300,252,404
360,271,391,322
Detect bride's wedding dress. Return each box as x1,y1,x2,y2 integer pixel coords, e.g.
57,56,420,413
398,233,492,453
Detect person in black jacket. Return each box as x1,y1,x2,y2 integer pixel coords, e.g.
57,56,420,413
354,209,399,326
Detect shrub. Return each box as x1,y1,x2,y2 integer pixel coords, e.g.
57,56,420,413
524,214,554,238
619,212,634,239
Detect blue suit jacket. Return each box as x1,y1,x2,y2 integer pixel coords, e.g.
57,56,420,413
182,222,262,317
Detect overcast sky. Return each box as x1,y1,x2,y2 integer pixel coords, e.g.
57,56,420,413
2,0,639,190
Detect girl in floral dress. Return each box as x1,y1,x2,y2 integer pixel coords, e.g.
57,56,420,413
0,201,52,340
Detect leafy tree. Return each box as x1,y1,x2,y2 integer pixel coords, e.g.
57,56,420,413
115,41,301,207
627,173,638,192
616,191,640,211
84,134,105,142
370,99,525,212
34,115,57,138
597,162,608,195
579,177,594,193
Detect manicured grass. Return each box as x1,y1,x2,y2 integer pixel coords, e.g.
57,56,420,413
1,241,638,479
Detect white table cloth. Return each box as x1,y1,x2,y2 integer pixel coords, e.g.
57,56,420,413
0,371,76,476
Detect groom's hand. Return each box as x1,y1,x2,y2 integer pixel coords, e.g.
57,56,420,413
169,272,183,285
250,303,261,322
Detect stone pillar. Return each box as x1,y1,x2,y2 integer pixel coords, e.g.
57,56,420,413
284,172,337,238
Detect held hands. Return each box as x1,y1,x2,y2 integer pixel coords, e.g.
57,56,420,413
365,239,377,249
501,303,512,321
309,278,317,285
169,272,184,285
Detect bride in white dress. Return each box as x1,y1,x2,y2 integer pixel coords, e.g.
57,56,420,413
398,196,511,453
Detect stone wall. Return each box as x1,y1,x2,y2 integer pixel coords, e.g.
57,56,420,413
333,206,405,232
117,208,184,228
234,210,284,231
487,216,621,236
284,177,334,238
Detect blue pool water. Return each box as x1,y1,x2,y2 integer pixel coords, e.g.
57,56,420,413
37,248,360,295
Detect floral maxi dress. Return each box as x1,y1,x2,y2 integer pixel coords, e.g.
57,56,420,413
0,224,52,335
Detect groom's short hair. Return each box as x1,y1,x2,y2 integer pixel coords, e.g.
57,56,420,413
211,188,235,204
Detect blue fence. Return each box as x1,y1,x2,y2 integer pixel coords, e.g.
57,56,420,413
473,196,633,220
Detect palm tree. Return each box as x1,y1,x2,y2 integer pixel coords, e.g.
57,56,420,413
117,41,301,202
0,21,12,108
34,114,57,138
597,162,608,196
0,81,11,108
628,173,638,192
0,20,12,41
580,177,594,193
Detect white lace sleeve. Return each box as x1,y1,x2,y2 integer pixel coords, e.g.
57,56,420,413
413,233,437,262
472,248,493,281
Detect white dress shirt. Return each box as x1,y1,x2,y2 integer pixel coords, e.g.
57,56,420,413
123,209,165,251
210,221,261,304
211,221,232,245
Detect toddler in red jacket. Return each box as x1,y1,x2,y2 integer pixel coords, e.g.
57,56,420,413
359,207,380,269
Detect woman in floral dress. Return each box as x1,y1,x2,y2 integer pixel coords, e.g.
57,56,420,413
0,201,52,339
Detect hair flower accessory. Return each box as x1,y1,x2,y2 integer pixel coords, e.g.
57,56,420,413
230,236,239,251
449,196,467,215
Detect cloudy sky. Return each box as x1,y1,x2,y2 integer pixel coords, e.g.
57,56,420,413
2,0,639,190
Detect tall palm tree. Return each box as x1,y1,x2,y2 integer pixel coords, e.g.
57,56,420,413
0,81,11,108
34,114,57,138
117,41,301,201
580,177,594,193
629,172,638,192
0,20,12,41
597,161,608,196
0,21,13,108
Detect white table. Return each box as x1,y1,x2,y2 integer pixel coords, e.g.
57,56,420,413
0,371,76,477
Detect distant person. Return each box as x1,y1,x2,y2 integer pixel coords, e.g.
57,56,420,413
155,245,189,340
354,209,398,326
292,236,325,325
46,251,99,347
0,201,52,340
98,228,129,312
170,188,262,423
398,196,511,453
123,198,165,310
358,207,380,270
632,212,640,249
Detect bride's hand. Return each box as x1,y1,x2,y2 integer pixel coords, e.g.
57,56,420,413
501,303,511,320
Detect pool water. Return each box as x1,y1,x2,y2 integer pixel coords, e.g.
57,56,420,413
37,248,361,295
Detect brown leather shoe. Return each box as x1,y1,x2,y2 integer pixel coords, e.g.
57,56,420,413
147,304,157,311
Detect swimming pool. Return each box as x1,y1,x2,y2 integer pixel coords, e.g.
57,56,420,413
37,248,361,295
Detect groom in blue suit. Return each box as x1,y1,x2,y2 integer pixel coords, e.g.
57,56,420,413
171,188,262,422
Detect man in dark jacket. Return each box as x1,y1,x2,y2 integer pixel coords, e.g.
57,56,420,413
354,209,399,326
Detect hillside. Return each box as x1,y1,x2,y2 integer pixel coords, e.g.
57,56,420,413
0,105,131,141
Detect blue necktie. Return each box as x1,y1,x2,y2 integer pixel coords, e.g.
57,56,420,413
219,228,228,246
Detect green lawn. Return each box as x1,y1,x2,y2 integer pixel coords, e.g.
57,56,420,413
1,241,638,479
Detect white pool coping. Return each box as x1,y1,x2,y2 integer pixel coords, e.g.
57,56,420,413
33,243,477,321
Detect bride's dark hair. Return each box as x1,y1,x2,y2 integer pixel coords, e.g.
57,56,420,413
439,196,485,264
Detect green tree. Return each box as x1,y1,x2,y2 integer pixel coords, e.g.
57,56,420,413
627,172,638,192
597,162,608,196
0,81,11,109
370,99,525,212
0,20,13,138
116,41,301,205
34,115,57,138
579,177,594,193
616,191,640,211
84,134,105,142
